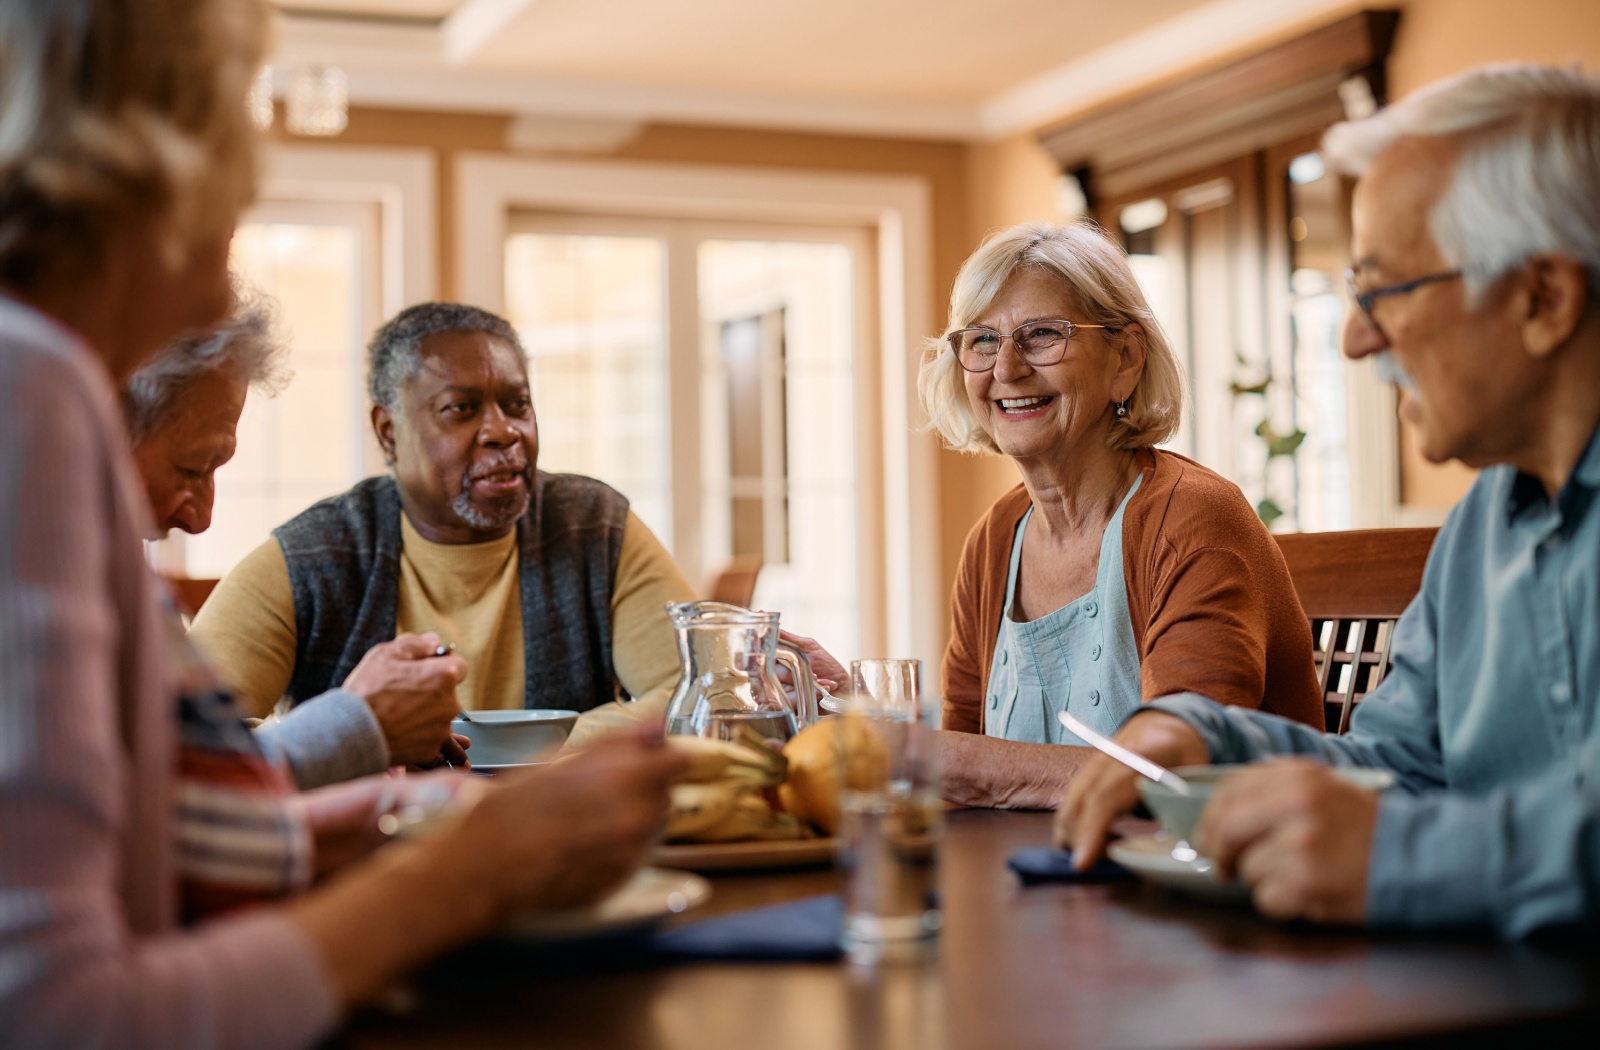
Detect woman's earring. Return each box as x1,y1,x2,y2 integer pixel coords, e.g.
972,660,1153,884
1115,399,1130,420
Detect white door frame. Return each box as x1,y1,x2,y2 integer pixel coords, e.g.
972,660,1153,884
455,154,941,680
261,143,439,314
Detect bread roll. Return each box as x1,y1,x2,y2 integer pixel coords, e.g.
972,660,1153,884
777,715,889,835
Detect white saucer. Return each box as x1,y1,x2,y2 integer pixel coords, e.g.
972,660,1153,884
1107,834,1253,905
500,867,712,942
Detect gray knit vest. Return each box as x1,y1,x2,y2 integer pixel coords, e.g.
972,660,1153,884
273,472,629,712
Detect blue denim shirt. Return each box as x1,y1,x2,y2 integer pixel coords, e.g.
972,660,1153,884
1152,424,1600,937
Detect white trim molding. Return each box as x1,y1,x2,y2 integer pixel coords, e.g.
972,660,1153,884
454,154,944,680
260,143,439,313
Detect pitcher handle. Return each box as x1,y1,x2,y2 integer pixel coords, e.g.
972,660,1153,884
774,641,819,728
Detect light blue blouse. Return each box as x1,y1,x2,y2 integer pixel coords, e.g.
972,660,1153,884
984,476,1143,745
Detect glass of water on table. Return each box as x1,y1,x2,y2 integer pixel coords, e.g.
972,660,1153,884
838,658,941,963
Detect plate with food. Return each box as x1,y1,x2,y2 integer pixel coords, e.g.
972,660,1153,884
653,718,860,872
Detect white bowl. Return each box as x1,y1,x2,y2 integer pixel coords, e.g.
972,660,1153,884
452,709,577,766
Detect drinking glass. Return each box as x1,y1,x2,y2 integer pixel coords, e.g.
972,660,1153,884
838,659,941,963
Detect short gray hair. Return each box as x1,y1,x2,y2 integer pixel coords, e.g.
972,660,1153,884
122,282,289,441
919,221,1184,455
1323,63,1600,302
367,302,526,410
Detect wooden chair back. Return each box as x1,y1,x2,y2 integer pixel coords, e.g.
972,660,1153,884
161,575,220,619
1273,528,1437,734
707,557,763,609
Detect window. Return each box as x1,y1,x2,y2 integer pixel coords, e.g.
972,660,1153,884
157,198,383,577
504,217,867,660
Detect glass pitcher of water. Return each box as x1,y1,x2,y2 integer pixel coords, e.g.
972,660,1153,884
662,601,818,745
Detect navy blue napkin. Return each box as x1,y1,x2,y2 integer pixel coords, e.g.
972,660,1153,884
646,893,843,962
1006,847,1134,885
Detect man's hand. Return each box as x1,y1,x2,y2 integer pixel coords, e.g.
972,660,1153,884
451,725,690,915
1054,711,1209,868
1195,758,1376,925
342,633,468,767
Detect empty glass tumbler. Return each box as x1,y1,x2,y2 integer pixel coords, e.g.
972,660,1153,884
837,658,942,963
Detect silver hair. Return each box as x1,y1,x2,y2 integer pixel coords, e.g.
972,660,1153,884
1323,63,1600,301
122,281,289,441
366,301,526,411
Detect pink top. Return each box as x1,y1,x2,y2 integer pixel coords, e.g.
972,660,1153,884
0,298,338,1048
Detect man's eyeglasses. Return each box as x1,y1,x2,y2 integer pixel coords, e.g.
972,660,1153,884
947,319,1111,373
1345,268,1463,329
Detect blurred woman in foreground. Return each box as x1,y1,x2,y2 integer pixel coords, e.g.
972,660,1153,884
0,3,681,1046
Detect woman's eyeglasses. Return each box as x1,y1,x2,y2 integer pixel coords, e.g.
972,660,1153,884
947,319,1111,373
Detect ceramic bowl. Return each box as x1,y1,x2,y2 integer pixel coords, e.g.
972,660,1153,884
451,709,577,766
1138,764,1395,845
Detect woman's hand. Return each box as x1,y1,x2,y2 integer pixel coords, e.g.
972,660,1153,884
778,630,846,691
1053,711,1209,867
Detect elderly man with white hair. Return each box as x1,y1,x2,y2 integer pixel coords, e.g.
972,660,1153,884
1058,63,1600,937
124,284,290,538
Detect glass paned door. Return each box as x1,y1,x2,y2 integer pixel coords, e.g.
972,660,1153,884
504,233,672,545
503,218,869,661
698,238,858,661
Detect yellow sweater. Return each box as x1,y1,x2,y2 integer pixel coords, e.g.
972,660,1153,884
189,509,693,744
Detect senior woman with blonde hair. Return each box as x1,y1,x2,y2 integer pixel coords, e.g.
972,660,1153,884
923,221,1323,808
0,2,682,1046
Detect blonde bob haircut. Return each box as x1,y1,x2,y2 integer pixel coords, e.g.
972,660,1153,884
920,220,1183,456
0,0,267,291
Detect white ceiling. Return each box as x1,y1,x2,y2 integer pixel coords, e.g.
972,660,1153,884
470,0,1206,106
279,0,462,18
268,0,1369,140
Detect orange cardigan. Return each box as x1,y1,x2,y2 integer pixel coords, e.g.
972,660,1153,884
942,449,1323,734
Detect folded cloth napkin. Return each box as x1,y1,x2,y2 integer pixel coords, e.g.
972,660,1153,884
646,894,843,962
1007,848,1134,885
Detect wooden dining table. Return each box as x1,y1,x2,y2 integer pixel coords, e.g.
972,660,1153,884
338,809,1600,1050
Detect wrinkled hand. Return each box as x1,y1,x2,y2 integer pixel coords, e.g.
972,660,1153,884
1054,711,1208,868
342,633,468,767
407,732,473,771
298,769,471,878
778,630,846,691
451,725,690,915
1195,758,1376,925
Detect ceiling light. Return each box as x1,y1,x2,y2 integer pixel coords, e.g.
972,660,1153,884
247,66,274,131
286,65,348,138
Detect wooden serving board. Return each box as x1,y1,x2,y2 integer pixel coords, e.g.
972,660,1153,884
651,837,836,872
